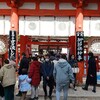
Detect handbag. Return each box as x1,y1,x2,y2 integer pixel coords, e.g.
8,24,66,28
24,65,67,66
72,67,79,73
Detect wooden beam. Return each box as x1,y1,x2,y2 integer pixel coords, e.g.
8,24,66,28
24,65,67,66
83,10,100,16
0,9,100,16
0,0,100,16
0,9,11,15
18,9,76,16
23,0,76,2
26,41,68,45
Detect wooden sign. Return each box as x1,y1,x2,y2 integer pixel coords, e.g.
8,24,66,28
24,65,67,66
9,30,16,59
76,31,84,61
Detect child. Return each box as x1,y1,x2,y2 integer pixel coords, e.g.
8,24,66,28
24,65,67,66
18,68,31,100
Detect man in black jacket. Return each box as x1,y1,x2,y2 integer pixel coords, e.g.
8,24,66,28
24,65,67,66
82,52,97,93
41,54,54,99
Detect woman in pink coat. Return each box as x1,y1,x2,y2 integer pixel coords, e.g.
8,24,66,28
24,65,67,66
28,56,41,100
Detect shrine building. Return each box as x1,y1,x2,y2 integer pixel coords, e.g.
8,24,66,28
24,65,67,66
0,0,100,84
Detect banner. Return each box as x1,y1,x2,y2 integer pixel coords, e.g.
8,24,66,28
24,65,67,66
9,30,16,59
76,31,84,61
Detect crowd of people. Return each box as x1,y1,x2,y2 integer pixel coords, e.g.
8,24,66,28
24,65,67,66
0,51,97,100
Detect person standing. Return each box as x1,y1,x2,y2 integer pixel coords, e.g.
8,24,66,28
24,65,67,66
0,59,16,100
41,54,54,99
28,56,41,100
16,52,29,96
28,54,32,67
19,68,31,100
53,54,60,66
18,52,29,75
53,54,74,100
82,52,97,93
69,54,78,91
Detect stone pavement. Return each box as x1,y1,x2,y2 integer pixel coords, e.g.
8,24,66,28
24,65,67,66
0,85,100,100
14,86,100,100
0,78,100,100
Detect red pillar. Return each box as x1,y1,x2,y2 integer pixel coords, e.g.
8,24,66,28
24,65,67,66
20,36,28,57
75,1,84,84
10,8,19,31
69,36,75,55
26,44,31,58
10,5,19,65
76,9,83,31
4,52,8,59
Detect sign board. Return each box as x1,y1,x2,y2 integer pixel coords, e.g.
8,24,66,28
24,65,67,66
9,30,16,59
76,31,84,61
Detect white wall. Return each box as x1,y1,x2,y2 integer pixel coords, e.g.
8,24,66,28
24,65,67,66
19,16,75,36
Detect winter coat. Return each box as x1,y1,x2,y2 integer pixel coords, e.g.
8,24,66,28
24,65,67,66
0,64,16,87
53,58,74,86
41,60,54,84
86,57,97,85
69,59,78,73
10,60,17,71
19,75,31,92
28,61,41,86
18,57,29,75
69,59,78,68
41,61,54,78
53,60,58,67
10,60,16,68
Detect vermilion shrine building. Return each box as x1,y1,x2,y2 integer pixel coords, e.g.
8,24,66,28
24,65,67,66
0,0,100,83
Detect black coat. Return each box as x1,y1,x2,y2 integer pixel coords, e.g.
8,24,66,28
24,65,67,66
86,57,97,85
41,61,54,85
18,56,29,75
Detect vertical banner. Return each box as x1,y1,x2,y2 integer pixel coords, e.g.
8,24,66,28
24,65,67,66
76,31,84,61
9,30,16,59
